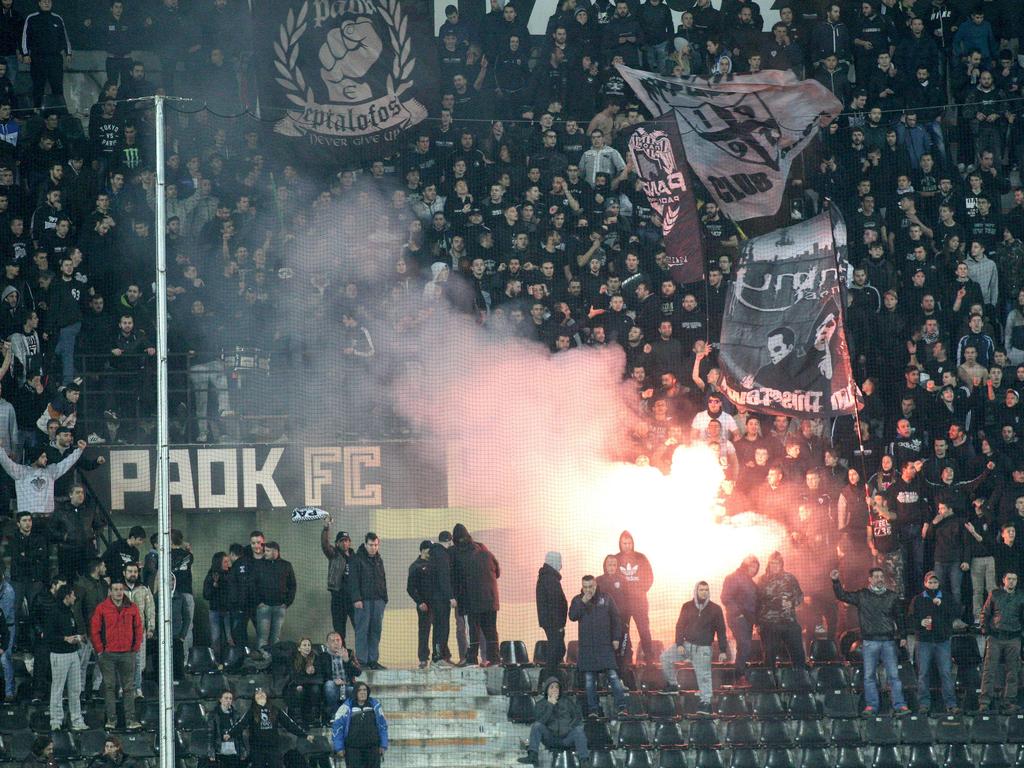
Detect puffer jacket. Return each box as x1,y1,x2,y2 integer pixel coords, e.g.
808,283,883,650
532,677,581,739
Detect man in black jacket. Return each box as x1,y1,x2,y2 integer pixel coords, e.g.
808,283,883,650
21,0,71,109
406,540,432,669
50,484,102,581
8,510,47,647
254,542,296,656
426,531,455,666
569,575,627,717
832,568,910,716
451,523,500,667
536,551,567,681
910,572,959,714
225,543,254,646
660,581,728,714
45,584,85,731
320,518,352,643
30,575,63,701
518,677,589,767
347,532,388,670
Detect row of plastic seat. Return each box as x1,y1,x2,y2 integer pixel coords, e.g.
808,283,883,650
0,730,156,762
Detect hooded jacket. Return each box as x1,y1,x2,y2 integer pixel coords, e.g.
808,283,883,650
536,555,567,631
331,685,389,752
674,583,728,649
348,543,388,604
615,530,654,606
832,577,905,641
569,586,621,672
425,542,453,603
451,523,500,614
532,677,582,739
910,585,957,643
721,563,759,623
757,553,803,626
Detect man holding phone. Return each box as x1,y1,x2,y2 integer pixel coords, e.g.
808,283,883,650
46,584,87,732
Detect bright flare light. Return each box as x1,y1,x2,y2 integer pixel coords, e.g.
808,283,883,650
575,444,788,639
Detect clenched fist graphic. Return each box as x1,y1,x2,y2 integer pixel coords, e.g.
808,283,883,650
319,18,382,102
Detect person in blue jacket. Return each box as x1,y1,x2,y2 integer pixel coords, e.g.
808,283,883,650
331,681,388,768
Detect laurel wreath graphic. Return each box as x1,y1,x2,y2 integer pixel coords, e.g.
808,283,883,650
273,0,415,111
662,205,679,234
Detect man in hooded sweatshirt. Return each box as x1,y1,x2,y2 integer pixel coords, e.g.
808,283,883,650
721,555,759,686
451,523,500,666
536,551,567,681
518,677,588,767
0,438,81,514
910,571,959,714
614,531,654,665
661,580,728,714
757,551,807,669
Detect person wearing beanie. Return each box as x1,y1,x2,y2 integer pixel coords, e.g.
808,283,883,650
0,436,82,514
321,515,354,643
406,541,432,669
910,572,959,714
518,677,588,767
535,551,567,681
426,531,455,666
660,580,727,714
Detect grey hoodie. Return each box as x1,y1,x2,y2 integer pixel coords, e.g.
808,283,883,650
0,447,81,514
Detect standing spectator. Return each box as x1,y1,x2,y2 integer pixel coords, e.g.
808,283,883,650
0,0,24,83
348,533,388,670
831,568,910,716
910,572,959,714
535,550,567,681
228,688,314,768
0,563,13,701
45,584,85,732
88,581,142,731
320,630,359,715
254,541,295,655
425,531,455,666
102,525,144,585
406,540,432,669
517,677,588,767
123,562,152,699
451,523,500,667
965,499,998,625
206,690,245,768
202,552,231,663
169,530,194,660
29,576,62,701
20,0,71,109
614,530,654,665
660,580,728,715
320,516,353,643
721,555,759,686
638,0,673,73
979,571,1024,712
569,574,628,718
50,484,103,581
7,510,47,653
923,501,970,622
757,551,806,668
225,543,254,647
330,681,388,768
72,558,106,698
0,439,81,515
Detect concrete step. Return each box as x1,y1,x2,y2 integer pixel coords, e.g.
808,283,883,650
388,721,505,740
385,698,508,715
381,747,525,768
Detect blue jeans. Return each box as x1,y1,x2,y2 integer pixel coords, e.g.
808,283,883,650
931,562,964,618
208,610,231,660
1,621,13,696
924,119,947,163
528,722,589,761
916,639,956,709
729,616,754,676
255,604,286,651
862,639,906,711
583,669,627,714
323,679,353,713
353,599,386,665
231,611,248,646
642,41,669,73
55,322,80,384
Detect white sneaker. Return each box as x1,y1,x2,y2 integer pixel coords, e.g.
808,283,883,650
87,432,106,444
196,433,208,443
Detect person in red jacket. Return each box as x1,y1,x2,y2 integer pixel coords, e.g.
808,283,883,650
88,581,142,731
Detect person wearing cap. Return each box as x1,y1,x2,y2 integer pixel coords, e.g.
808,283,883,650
406,540,433,669
910,571,960,713
321,514,354,643
426,531,456,666
535,551,567,681
0,436,81,515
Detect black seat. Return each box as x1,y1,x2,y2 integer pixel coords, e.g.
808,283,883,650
831,719,864,747
731,748,759,768
174,702,207,731
688,719,719,749
507,693,534,724
695,749,726,768
824,692,861,720
532,640,548,665
50,732,78,760
809,639,840,665
981,746,1012,768
624,750,654,768
174,731,193,759
1015,747,1024,768
909,746,940,768
976,715,1008,744
864,717,899,746
761,721,794,747
795,720,827,748
222,644,250,673
197,672,230,699
622,693,648,719
901,716,934,745
748,669,778,692
186,646,218,675
501,667,531,694
765,748,796,768
779,669,814,694
789,694,822,720
942,744,974,768
137,699,160,731
950,636,982,665
725,719,758,747
654,722,686,749
647,692,681,721
934,716,969,745
872,747,901,768
814,666,851,693
591,751,617,768
800,748,830,768
172,677,199,701
584,719,613,750
0,707,27,734
617,720,651,749
835,747,867,768
77,730,107,758
660,750,689,768
499,640,530,667
752,693,787,719
550,751,580,768
119,734,156,759
6,731,35,761
718,693,750,719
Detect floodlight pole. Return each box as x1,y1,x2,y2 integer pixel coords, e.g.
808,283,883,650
153,92,175,768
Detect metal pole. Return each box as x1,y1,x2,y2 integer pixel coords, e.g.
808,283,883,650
154,93,175,768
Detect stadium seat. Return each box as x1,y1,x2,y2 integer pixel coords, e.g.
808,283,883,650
50,732,78,760
551,750,579,768
831,719,864,747
779,669,814,694
175,702,207,732
696,748,726,768
731,748,759,768
624,750,654,768
0,707,27,734
137,698,160,731
748,669,778,692
77,729,107,758
617,720,651,749
942,743,974,768
583,719,612,750
765,748,797,768
197,671,230,699
507,693,534,723
28,708,49,733
678,668,700,691
646,692,681,721
532,640,548,665
120,734,156,759
501,666,531,694
499,640,530,666
835,746,867,768
981,745,1012,768
638,664,665,691
901,716,935,745
795,720,828,748
172,677,199,701
789,694,823,720
871,746,902,768
1014,747,1024,768
974,715,1007,744
934,716,969,745
909,745,941,768
660,749,688,768
654,722,686,748
622,692,648,719
222,644,250,673
809,639,840,665
174,731,193,759
6,731,34,761
718,693,750,719
824,692,861,719
950,636,982,665
761,720,794,747
864,717,899,746
232,674,271,699
752,693,787,719
186,646,218,675
725,719,758,747
800,747,830,768
814,665,851,693
688,719,719,749
591,751,617,768
1008,716,1024,744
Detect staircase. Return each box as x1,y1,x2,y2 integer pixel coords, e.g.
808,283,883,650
359,666,527,768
